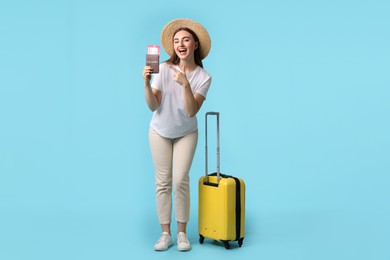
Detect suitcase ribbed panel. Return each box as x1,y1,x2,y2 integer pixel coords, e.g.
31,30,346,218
198,175,242,241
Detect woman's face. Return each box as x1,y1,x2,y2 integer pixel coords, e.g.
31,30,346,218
173,30,198,61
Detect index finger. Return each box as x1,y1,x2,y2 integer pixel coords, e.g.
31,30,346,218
169,65,180,73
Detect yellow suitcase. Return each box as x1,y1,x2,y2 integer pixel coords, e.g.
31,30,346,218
198,112,245,249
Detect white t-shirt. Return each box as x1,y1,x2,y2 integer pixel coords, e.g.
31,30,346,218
150,62,212,138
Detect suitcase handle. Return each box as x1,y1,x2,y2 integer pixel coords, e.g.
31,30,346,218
205,112,220,184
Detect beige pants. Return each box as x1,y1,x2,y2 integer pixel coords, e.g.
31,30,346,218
149,128,198,224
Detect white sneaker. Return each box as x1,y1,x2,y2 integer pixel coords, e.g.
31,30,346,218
177,232,191,251
154,232,173,251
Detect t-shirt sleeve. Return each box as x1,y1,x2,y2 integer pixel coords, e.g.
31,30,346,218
195,76,212,99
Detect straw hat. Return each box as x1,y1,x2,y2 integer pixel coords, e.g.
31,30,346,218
161,18,211,60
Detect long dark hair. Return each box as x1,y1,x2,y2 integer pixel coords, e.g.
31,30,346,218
165,27,203,68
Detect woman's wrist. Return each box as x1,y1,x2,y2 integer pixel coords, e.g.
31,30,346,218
144,79,151,88
182,82,191,89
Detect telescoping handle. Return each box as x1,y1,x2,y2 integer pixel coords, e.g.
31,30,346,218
205,112,220,184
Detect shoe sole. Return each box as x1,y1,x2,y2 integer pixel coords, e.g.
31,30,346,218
177,245,191,251
154,242,173,251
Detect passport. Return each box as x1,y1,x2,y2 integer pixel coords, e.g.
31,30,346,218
146,45,160,74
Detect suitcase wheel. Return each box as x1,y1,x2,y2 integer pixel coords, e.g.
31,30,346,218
238,238,244,247
223,241,230,249
199,235,204,244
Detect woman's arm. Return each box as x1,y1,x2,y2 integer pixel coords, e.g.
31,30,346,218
182,85,204,117
169,65,204,117
143,66,161,111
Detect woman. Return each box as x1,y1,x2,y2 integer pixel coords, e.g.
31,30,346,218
142,18,212,251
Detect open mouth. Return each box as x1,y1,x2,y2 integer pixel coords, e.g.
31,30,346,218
178,48,187,55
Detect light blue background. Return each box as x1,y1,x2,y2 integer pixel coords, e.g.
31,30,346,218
1,0,389,259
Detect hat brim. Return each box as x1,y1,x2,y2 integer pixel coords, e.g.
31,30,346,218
161,18,211,60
